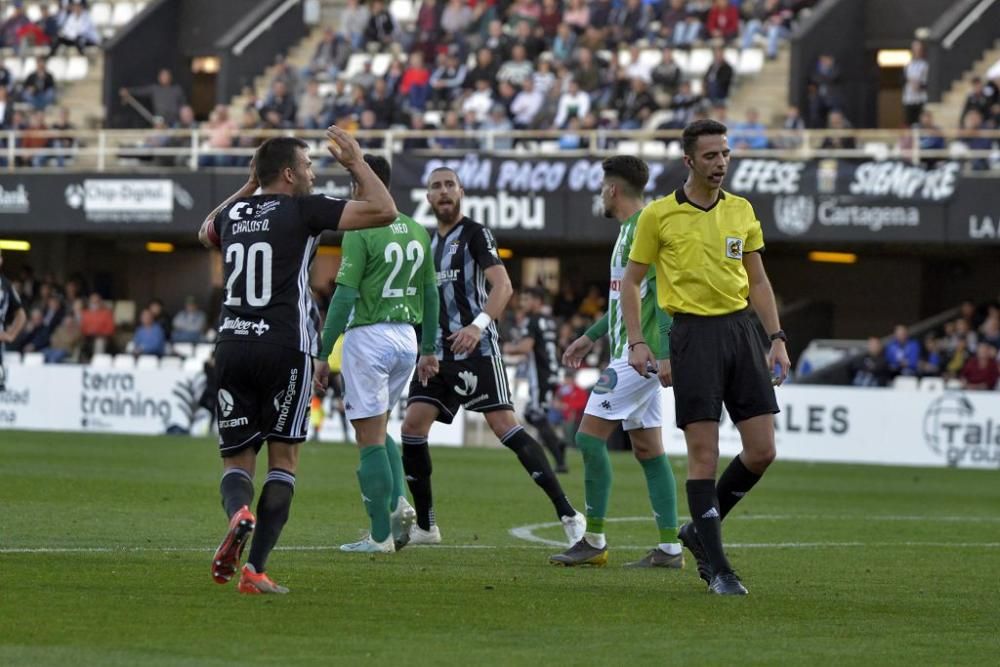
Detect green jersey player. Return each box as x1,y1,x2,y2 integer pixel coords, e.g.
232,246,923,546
315,154,440,554
550,156,683,569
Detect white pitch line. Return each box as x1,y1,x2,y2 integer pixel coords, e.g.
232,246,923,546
508,515,1000,548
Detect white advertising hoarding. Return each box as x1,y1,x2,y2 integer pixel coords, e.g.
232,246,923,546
661,384,1000,470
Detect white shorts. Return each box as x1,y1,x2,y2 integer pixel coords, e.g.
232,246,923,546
341,322,418,420
583,358,662,431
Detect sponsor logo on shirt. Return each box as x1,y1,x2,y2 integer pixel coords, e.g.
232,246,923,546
220,317,270,336
454,370,478,397
436,269,460,285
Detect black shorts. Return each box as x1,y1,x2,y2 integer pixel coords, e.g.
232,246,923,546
407,355,514,424
214,341,313,457
670,308,779,429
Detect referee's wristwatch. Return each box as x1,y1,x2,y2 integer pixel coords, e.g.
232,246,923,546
769,330,788,343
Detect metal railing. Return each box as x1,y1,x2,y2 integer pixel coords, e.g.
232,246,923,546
0,127,998,172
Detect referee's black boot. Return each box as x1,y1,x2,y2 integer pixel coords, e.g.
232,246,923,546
709,570,749,596
678,522,712,584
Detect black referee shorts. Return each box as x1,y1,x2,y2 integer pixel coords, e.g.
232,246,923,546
670,308,779,429
214,341,313,457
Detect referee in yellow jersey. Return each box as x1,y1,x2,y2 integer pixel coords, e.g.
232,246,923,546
621,119,790,596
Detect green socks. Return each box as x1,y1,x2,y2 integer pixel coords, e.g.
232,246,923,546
357,445,392,542
639,454,679,544
576,432,612,534
384,435,405,512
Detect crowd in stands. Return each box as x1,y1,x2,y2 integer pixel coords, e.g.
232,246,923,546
215,0,820,154
851,300,1000,391
4,266,211,364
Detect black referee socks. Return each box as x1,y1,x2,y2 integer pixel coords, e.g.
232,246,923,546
716,455,762,520
686,478,733,575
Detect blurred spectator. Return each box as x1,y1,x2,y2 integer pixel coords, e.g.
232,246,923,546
171,297,206,344
981,316,1000,349
564,0,590,33
21,110,49,168
13,307,50,353
559,116,584,150
807,53,841,127
902,40,929,126
482,104,514,149
552,23,576,63
400,52,431,111
466,49,499,90
22,58,56,111
704,47,734,104
914,109,945,162
554,79,590,128
731,107,770,149
430,53,468,109
0,63,12,93
120,69,187,127
663,80,702,128
260,80,297,125
202,105,239,167
706,0,740,42
351,59,378,93
357,109,383,148
433,110,469,149
944,337,970,379
651,48,681,98
133,308,166,357
961,76,993,125
307,28,351,79
403,112,431,150
960,343,999,390
918,334,943,378
148,298,171,340
851,337,891,387
270,54,300,97
957,109,993,171
498,44,534,88
0,2,32,52
41,293,64,330
674,12,703,47
297,80,326,129
741,0,788,59
539,0,562,38
885,324,919,377
618,78,655,130
555,371,589,442
609,0,652,45
441,0,473,35
80,292,115,354
774,105,805,149
365,0,397,50
463,78,496,122
573,48,601,94
623,46,652,84
50,1,99,56
820,110,856,150
341,0,371,50
511,76,545,128
578,285,606,318
45,313,81,363
368,78,397,126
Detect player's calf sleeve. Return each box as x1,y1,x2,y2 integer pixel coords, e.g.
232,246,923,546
384,435,406,512
357,446,393,542
716,454,762,520
686,479,732,575
247,468,295,573
575,432,611,534
500,426,574,519
639,454,679,543
401,435,434,530
220,467,254,518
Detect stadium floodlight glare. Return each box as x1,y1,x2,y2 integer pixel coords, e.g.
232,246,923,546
808,251,857,264
146,242,174,253
877,50,912,68
317,246,342,256
0,239,31,251
498,248,514,259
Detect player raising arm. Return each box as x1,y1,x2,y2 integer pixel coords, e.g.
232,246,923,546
201,129,396,595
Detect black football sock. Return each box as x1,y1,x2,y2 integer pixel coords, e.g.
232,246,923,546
717,454,762,520
247,468,295,573
686,479,733,575
500,425,574,519
401,434,435,530
220,467,254,518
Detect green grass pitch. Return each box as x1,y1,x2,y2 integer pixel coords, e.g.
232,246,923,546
1,430,998,665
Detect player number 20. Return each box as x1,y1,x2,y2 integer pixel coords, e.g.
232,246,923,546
383,240,424,298
224,241,273,307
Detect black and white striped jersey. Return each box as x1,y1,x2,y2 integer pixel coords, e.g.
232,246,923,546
430,217,504,361
519,312,560,402
212,193,346,356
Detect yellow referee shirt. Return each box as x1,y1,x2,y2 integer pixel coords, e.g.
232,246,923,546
629,189,764,316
